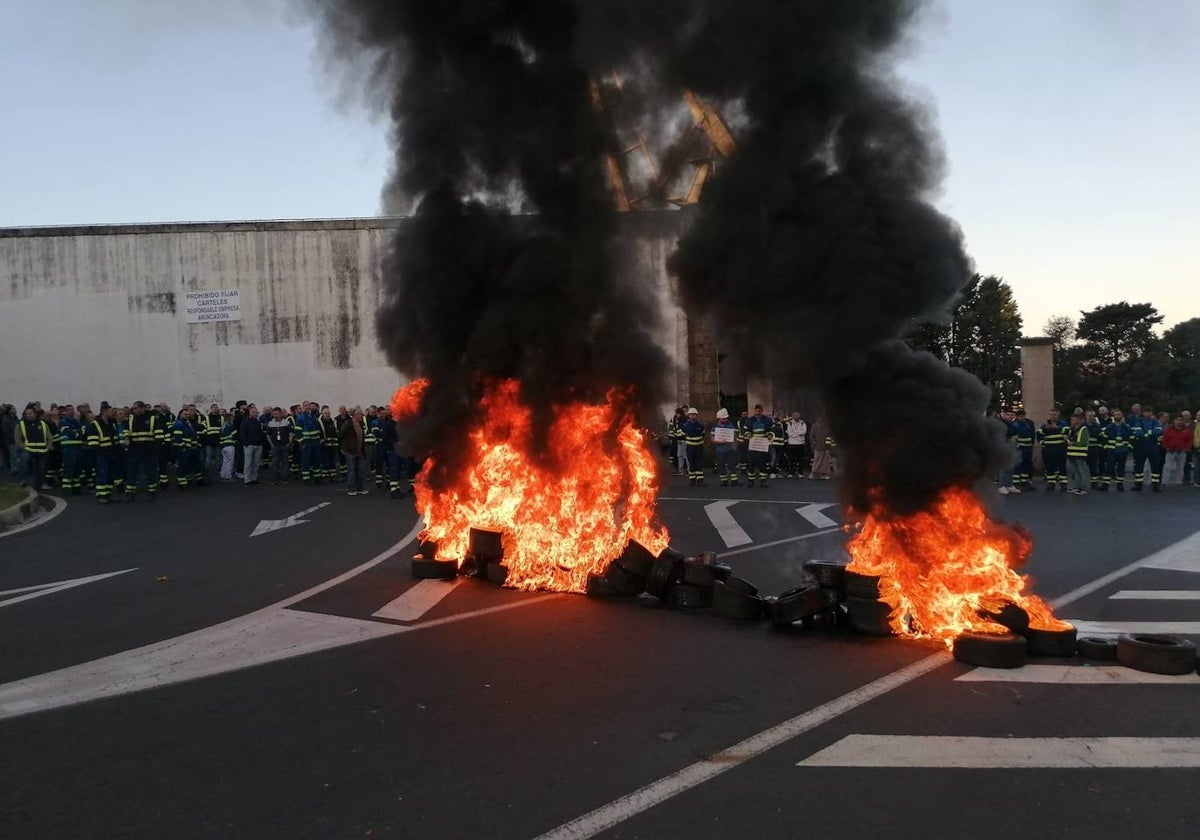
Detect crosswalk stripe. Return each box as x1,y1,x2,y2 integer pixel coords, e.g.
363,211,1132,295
372,578,463,621
1067,620,1200,636
1109,590,1200,600
955,664,1200,684
798,735,1200,768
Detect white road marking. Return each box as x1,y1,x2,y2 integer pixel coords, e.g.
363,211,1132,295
0,569,136,609
1110,590,1200,600
372,578,464,621
718,527,839,559
250,501,331,537
798,736,1200,768
0,494,67,539
796,502,838,529
530,653,951,840
703,500,753,548
955,664,1200,685
1050,529,1200,608
1064,620,1200,636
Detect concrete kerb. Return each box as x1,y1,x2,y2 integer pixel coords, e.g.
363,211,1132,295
0,486,51,532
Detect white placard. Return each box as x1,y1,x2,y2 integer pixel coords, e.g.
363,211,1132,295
184,289,242,324
712,426,736,443
748,437,771,453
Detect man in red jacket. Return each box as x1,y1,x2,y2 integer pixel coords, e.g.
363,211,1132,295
1161,416,1193,486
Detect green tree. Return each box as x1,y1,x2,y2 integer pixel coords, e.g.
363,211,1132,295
1043,315,1075,352
1076,302,1164,370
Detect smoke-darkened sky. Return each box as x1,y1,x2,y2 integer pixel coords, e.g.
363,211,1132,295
0,0,1197,333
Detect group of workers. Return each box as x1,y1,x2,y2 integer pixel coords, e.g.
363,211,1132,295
4,399,417,502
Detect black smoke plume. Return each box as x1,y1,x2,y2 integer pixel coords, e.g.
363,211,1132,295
301,0,671,489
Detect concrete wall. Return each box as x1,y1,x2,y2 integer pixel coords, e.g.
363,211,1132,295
0,214,692,412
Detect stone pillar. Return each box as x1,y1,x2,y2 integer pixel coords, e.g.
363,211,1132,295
686,313,720,417
1020,338,1055,421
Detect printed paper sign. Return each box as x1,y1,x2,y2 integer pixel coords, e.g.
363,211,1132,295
748,437,771,453
184,289,242,324
712,426,736,443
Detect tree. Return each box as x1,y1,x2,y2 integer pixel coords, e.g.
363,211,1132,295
1076,302,1164,370
905,274,1023,407
1164,317,1200,361
1043,315,1075,352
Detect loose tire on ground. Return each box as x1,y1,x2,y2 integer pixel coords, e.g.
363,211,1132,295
666,582,712,609
764,585,829,625
617,541,657,577
585,572,625,598
485,562,509,585
1076,636,1118,661
952,631,1028,669
603,560,646,595
843,571,882,600
645,553,683,599
412,555,459,580
1024,624,1077,657
845,597,895,636
803,559,847,590
468,528,504,562
1115,633,1197,675
711,580,763,620
977,600,1030,636
681,562,716,588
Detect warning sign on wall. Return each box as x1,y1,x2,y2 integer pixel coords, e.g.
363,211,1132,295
183,289,242,324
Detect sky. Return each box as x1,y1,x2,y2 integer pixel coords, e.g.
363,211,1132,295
1,0,1197,335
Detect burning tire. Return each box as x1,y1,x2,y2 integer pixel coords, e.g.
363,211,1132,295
1024,624,1077,657
1115,633,1198,675
645,552,684,599
845,597,895,636
843,571,882,600
604,560,647,596
803,559,847,590
1076,636,1118,661
418,538,439,558
711,580,763,620
764,585,829,625
617,541,657,577
952,631,1028,669
977,600,1030,636
468,528,504,562
412,556,458,580
485,562,509,585
666,582,712,609
585,572,626,599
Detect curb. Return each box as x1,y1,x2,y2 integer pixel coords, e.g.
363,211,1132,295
0,486,51,532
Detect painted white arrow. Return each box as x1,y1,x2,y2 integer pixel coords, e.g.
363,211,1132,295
704,500,752,548
796,503,838,529
250,502,331,537
0,569,137,609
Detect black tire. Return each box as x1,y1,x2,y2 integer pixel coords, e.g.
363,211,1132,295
485,562,509,585
412,556,459,580
1116,633,1198,675
952,631,1028,669
645,553,683,599
681,562,716,588
978,600,1030,636
764,585,828,625
617,541,656,576
657,546,688,564
666,582,712,609
845,597,895,636
802,609,842,631
585,572,625,598
604,561,646,595
803,559,847,590
722,576,758,598
1024,624,1077,657
709,563,733,582
468,528,504,562
843,571,882,599
417,538,438,558
1076,636,1118,661
711,580,763,620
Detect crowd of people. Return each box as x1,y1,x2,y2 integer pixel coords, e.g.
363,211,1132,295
993,403,1200,495
1,400,417,502
664,404,836,487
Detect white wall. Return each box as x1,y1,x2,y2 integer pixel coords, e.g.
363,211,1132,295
0,215,690,411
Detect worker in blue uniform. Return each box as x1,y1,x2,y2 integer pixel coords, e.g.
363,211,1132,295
1100,408,1133,491
1131,405,1163,492
57,404,84,495
745,404,774,488
1036,409,1068,490
125,401,163,501
681,407,707,486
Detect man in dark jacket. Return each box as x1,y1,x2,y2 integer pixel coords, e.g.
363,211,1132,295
240,405,264,485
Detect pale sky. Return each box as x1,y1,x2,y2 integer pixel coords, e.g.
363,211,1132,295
1,0,1196,334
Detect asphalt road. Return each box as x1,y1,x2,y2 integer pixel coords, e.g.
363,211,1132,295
1,471,1198,839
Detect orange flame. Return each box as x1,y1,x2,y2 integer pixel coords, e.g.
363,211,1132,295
390,378,430,421
846,486,1067,646
390,378,669,592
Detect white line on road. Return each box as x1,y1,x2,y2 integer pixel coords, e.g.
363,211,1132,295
955,664,1200,685
718,527,840,559
372,578,464,622
703,500,753,548
530,653,951,840
798,736,1200,768
1050,529,1200,608
1109,589,1200,600
0,569,136,609
796,503,838,529
1064,620,1200,636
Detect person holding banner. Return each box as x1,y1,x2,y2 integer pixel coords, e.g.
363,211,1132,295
745,404,773,487
710,408,739,487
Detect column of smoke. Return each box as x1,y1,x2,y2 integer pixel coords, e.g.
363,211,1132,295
574,0,1008,516
301,0,670,490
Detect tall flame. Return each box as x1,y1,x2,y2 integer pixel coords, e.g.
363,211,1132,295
846,486,1066,645
391,378,669,592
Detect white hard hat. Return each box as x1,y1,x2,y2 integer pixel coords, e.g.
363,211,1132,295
716,408,729,419
687,407,698,415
